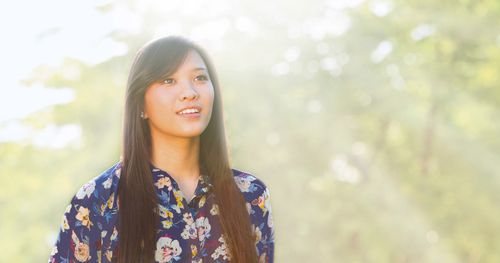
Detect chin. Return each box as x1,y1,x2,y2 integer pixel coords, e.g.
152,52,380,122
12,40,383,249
176,126,207,137
155,121,209,138
179,131,203,138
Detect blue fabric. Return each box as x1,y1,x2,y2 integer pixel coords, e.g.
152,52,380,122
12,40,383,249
48,161,275,262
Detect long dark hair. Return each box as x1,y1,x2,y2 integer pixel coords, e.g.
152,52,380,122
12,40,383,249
117,36,258,262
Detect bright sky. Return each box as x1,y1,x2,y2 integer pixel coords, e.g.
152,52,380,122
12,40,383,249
0,0,129,120
0,0,365,147
0,0,131,146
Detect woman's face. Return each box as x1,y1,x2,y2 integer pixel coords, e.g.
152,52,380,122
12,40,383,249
143,49,215,138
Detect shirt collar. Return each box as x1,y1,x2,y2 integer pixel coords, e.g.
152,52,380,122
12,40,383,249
148,161,214,195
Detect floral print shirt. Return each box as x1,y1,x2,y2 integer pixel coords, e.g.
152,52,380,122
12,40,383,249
48,161,275,263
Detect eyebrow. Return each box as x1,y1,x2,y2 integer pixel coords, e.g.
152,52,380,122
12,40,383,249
192,67,207,72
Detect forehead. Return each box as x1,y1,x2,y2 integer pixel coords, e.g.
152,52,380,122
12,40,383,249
175,50,207,72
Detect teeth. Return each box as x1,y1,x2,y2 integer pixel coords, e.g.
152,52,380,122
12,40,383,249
178,108,199,114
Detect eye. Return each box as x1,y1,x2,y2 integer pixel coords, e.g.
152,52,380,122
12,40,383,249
195,74,209,81
163,78,175,85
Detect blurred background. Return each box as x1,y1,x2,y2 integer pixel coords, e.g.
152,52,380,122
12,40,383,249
1,0,499,262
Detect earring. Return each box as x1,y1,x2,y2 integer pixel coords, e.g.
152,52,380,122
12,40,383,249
140,111,146,119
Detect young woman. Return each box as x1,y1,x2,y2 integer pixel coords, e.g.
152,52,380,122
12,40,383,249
48,36,275,263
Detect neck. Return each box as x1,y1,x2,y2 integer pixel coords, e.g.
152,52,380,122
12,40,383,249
149,129,200,181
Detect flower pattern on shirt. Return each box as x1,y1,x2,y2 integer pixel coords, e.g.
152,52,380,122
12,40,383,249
48,161,275,263
155,236,183,263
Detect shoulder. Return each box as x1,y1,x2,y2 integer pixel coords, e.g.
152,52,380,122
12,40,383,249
231,168,275,244
69,161,122,216
49,162,122,261
231,168,270,196
231,168,273,216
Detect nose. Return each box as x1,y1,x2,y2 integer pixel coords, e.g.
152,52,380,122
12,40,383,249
179,80,199,101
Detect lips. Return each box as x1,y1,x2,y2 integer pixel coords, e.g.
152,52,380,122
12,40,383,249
176,106,202,115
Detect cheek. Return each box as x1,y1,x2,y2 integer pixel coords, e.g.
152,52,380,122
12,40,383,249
205,85,215,104
144,88,174,116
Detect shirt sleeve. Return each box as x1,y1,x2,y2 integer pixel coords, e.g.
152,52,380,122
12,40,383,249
48,180,103,263
250,180,275,263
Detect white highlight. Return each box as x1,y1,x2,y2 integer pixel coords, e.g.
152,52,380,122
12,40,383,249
371,40,393,63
